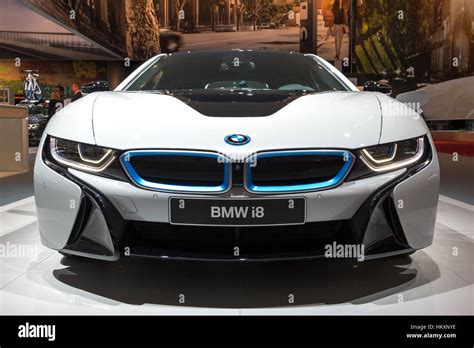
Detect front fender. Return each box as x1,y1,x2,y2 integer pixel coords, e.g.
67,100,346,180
45,93,99,145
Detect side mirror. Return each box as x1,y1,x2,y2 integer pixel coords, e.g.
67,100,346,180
81,80,110,95
363,81,392,95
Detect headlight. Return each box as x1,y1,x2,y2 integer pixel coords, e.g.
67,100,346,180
49,137,116,172
359,137,425,172
28,123,39,130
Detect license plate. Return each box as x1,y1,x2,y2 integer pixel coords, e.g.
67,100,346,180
169,197,306,226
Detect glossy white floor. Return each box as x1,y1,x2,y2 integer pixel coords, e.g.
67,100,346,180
0,157,473,315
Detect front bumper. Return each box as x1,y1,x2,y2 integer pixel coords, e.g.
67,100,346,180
34,138,440,261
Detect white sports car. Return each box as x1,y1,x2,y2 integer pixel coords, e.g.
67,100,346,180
34,50,440,261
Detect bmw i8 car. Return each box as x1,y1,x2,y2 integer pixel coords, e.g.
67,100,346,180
34,50,440,261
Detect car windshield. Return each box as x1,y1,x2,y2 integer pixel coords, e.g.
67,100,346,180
125,51,350,93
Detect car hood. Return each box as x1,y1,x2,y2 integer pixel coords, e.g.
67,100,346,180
90,91,384,153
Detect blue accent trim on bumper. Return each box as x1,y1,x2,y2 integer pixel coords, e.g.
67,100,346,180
245,150,354,193
120,151,230,193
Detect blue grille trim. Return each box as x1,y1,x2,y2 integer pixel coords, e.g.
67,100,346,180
245,150,354,193
120,151,230,193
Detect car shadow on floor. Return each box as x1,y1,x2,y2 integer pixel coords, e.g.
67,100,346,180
52,252,441,308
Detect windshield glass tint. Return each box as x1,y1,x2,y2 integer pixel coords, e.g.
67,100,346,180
125,51,349,93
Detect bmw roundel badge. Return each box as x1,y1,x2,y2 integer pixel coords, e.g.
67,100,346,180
225,134,251,146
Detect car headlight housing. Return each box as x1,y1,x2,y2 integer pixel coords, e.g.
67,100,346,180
44,136,128,181
360,137,425,172
47,136,117,173
346,136,431,181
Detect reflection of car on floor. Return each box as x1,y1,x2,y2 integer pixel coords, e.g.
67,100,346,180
34,50,440,262
18,100,49,146
159,29,183,53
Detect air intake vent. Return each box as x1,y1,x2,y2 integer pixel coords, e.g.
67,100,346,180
245,150,354,193
121,151,230,193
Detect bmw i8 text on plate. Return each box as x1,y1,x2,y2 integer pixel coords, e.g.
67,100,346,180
34,50,440,261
